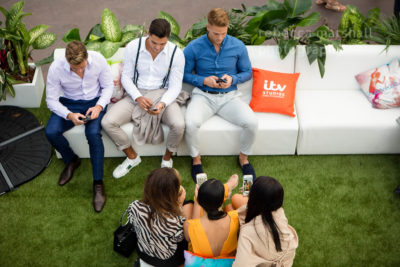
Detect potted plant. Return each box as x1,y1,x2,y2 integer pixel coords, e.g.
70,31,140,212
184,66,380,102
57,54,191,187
0,0,57,107
62,8,144,59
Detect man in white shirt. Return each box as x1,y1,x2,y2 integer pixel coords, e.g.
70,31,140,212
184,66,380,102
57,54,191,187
102,19,185,178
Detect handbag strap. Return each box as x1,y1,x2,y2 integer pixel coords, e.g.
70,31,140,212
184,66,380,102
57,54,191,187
120,208,130,226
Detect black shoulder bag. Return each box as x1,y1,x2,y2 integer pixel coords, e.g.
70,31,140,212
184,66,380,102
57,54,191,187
113,208,137,258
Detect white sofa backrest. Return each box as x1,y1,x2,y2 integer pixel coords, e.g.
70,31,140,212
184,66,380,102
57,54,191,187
295,45,400,91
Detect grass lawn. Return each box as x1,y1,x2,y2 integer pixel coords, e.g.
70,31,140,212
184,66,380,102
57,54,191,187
0,103,399,266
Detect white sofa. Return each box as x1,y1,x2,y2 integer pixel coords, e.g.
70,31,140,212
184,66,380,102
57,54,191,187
53,45,400,158
295,45,400,154
53,46,298,158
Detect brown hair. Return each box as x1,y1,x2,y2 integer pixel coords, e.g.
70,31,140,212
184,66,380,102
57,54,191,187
65,41,88,65
207,8,229,27
149,18,171,38
142,168,181,223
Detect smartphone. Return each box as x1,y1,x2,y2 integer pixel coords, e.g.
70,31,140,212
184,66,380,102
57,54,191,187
196,173,208,186
242,175,253,196
79,115,91,122
217,78,227,83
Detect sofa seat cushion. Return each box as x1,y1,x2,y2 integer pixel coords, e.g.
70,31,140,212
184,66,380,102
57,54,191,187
56,123,172,158
295,90,400,154
178,111,299,156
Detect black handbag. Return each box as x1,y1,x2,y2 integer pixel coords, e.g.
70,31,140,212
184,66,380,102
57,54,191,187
113,208,137,258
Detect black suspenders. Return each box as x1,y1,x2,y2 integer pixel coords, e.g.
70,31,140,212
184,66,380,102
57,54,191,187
133,37,178,89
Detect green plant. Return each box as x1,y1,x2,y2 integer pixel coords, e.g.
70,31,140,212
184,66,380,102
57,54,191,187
233,0,340,77
62,8,145,59
338,5,380,44
158,10,251,48
369,15,400,47
0,37,23,100
0,0,57,76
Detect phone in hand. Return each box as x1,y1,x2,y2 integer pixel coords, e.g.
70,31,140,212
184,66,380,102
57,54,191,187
242,175,253,196
79,115,91,122
196,173,208,186
216,78,227,83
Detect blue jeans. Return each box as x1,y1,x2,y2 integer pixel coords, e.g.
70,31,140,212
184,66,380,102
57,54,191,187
45,97,106,181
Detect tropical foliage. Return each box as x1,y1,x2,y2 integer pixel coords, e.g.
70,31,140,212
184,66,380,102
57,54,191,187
370,15,400,47
0,0,56,100
338,5,380,44
161,0,340,77
62,8,145,59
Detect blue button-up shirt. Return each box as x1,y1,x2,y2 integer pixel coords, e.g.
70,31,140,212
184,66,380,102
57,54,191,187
183,34,252,93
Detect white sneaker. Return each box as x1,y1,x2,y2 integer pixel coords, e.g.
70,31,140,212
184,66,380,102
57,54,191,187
113,156,141,179
161,158,173,168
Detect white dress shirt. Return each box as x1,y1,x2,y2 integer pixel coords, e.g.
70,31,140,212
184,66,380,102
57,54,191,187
121,37,185,106
46,51,113,119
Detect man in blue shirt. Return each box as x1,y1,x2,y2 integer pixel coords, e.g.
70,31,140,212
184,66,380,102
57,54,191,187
183,8,258,182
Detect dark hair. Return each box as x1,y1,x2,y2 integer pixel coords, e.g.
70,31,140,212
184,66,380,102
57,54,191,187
142,168,181,225
245,176,284,252
149,18,171,38
197,178,227,220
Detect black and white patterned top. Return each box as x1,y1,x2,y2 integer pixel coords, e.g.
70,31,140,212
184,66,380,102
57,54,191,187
128,200,185,260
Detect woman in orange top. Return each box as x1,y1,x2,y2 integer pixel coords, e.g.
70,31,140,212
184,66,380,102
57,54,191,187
183,176,239,258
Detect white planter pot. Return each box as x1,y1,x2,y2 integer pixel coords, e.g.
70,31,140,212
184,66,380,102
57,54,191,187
0,63,45,108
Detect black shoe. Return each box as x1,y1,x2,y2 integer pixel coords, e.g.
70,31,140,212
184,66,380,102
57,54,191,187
58,156,81,186
238,157,256,182
394,185,400,195
191,164,203,183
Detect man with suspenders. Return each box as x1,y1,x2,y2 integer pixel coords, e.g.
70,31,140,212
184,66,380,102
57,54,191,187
102,18,185,178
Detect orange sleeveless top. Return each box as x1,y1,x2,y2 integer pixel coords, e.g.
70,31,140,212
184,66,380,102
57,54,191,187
187,210,239,258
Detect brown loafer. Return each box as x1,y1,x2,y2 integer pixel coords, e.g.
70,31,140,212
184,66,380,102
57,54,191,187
58,156,81,186
93,183,106,212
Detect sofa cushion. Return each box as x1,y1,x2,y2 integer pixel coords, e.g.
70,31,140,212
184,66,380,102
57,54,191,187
249,68,299,117
295,90,400,154
355,58,400,109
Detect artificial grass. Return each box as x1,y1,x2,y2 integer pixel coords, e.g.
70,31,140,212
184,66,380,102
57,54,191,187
1,153,400,267
1,99,399,266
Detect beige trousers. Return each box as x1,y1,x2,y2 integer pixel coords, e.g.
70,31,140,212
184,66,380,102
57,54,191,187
101,95,185,153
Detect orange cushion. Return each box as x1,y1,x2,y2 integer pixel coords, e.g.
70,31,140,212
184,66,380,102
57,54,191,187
249,68,300,117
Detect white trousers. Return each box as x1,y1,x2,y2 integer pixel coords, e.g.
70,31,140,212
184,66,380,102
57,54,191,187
185,88,258,157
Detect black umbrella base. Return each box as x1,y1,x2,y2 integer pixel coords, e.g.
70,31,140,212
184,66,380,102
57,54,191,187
0,106,52,195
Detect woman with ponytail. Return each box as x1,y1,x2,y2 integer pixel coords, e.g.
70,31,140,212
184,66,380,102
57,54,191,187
230,176,298,267
183,175,239,258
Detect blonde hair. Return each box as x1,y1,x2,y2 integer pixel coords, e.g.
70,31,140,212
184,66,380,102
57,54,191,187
207,8,229,27
65,41,88,65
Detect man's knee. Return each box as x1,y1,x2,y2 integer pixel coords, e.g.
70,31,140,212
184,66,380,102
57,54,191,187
85,126,102,142
45,126,61,141
185,111,204,132
170,119,185,136
101,114,114,131
244,115,258,132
